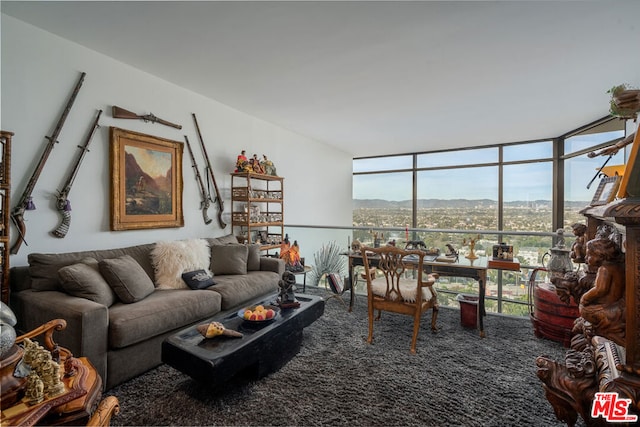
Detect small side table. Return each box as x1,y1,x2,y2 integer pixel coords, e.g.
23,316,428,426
292,265,313,292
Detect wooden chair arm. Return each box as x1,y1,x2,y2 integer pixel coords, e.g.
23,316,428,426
86,396,120,426
15,318,72,359
420,273,438,286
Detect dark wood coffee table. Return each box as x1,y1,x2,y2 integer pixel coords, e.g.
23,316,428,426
161,293,324,387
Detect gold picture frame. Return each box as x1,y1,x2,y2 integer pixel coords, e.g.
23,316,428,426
109,127,183,230
590,175,622,207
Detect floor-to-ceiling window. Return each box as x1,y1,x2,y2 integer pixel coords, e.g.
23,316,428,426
562,119,626,228
352,116,626,315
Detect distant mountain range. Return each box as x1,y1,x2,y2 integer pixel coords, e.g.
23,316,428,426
353,199,588,208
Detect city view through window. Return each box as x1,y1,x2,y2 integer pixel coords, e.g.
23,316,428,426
352,118,625,316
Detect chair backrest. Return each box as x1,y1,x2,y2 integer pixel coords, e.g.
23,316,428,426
360,245,425,302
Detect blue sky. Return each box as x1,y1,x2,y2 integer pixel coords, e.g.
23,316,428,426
353,131,627,202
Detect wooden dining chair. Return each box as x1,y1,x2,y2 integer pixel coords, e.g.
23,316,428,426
360,245,439,354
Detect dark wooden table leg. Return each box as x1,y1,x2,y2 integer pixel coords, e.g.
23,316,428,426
348,256,355,312
478,270,487,338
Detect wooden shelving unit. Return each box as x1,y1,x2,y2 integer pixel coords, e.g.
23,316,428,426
230,172,284,251
1,131,13,304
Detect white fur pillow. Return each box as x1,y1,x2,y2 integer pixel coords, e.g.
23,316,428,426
151,239,211,289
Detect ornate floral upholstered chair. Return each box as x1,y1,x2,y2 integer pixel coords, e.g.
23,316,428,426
360,245,439,354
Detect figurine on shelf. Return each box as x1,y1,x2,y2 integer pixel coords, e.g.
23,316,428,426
235,150,250,173
260,154,277,176
569,223,587,264
250,154,265,174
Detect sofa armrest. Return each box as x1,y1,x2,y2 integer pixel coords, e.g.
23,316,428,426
260,257,285,276
11,289,109,384
10,266,32,293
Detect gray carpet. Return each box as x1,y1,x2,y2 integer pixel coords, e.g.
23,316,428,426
106,288,577,426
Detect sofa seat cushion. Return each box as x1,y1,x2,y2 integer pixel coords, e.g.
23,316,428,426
212,271,280,310
108,289,222,349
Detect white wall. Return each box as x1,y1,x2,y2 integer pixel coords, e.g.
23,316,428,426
2,15,353,267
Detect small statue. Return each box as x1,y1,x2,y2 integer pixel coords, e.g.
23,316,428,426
579,237,626,346
25,372,45,405
260,155,277,176
250,154,265,174
569,223,587,264
65,357,81,377
235,150,250,173
277,271,299,308
351,239,362,253
41,358,65,397
551,271,593,306
463,235,481,260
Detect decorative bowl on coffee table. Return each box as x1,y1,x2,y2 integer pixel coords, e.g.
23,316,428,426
237,304,280,324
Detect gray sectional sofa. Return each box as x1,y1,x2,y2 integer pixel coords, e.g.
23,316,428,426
9,234,285,390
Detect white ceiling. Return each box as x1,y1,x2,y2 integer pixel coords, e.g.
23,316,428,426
3,1,640,157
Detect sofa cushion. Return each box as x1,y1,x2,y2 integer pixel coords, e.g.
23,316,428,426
58,257,117,307
247,244,261,271
108,289,222,349
207,234,239,246
28,243,156,291
181,270,216,289
212,271,280,310
99,255,154,303
210,245,248,275
151,239,211,290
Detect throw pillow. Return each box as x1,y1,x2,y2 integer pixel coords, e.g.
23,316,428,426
208,234,240,246
99,255,154,303
182,270,216,289
151,239,211,289
58,257,117,306
210,244,248,275
247,244,261,271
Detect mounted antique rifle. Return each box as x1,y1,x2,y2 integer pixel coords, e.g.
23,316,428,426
184,135,212,225
10,71,86,254
585,133,635,189
192,113,226,228
51,109,103,238
112,105,182,129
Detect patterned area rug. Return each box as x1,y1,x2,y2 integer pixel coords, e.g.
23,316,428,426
106,287,579,426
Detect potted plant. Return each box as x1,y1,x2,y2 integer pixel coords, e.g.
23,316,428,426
608,83,640,120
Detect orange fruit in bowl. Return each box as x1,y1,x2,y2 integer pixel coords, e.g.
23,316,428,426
243,310,252,320
265,309,275,319
255,305,265,312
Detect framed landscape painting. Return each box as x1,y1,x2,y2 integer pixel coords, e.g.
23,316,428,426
109,127,183,230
